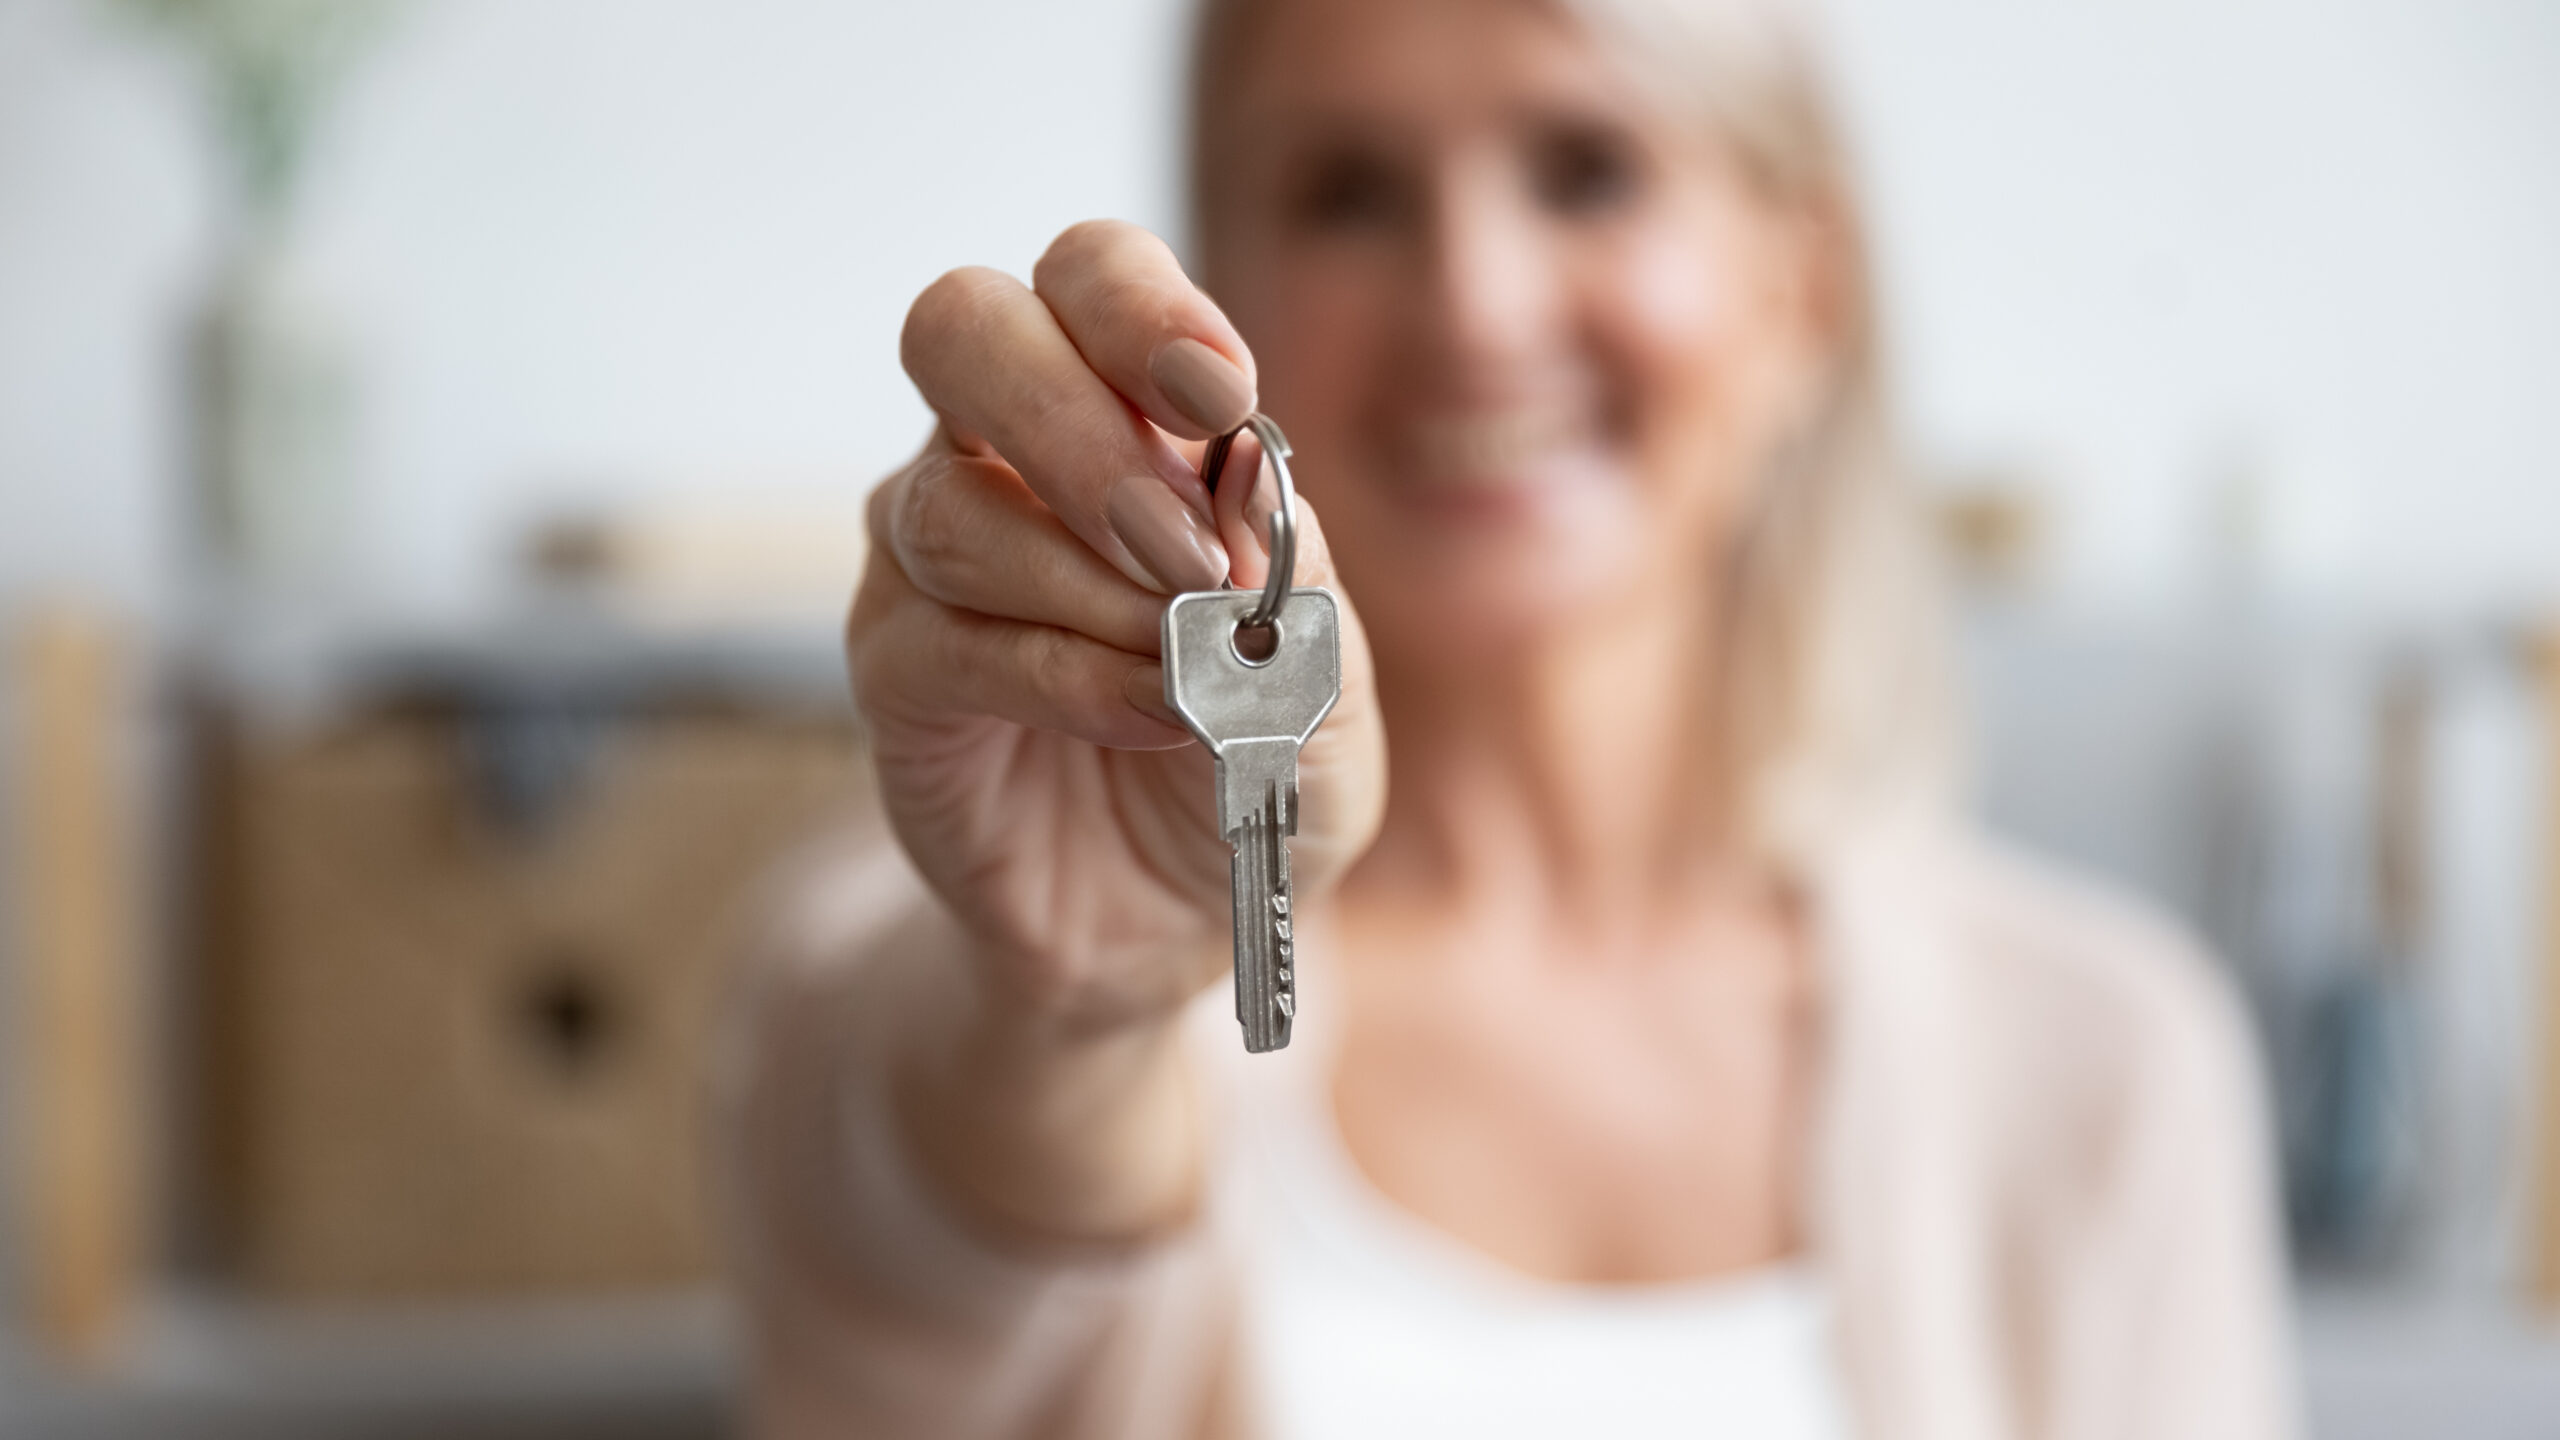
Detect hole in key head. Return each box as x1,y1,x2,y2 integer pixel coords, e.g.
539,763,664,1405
1231,618,1280,666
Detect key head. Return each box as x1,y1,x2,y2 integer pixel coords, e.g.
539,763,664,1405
1162,588,1342,753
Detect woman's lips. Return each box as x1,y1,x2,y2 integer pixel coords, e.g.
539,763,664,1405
1401,405,1586,485
1390,405,1610,509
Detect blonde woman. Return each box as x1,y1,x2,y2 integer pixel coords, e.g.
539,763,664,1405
718,0,2296,1435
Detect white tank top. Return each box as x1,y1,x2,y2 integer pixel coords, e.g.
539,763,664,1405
1224,1047,1854,1440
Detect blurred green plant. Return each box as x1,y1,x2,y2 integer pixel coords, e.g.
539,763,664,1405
106,0,400,222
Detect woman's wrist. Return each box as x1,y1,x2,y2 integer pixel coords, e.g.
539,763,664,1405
885,932,1206,1249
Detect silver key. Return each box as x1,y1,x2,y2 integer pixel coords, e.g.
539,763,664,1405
1164,411,1340,1053
1164,586,1341,1052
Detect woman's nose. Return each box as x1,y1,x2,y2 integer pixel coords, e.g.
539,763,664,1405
1414,161,1563,374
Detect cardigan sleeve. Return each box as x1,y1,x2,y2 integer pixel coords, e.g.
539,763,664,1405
1940,838,2302,1440
710,823,1248,1440
2098,953,2300,1440
1981,879,2303,1440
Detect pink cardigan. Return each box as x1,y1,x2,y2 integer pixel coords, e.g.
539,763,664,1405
715,812,2299,1439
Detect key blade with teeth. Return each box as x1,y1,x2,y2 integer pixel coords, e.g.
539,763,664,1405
1163,587,1341,1052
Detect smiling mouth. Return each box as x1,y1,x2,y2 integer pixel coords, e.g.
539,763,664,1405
1397,404,1598,492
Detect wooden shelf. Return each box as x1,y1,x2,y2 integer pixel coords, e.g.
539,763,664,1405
0,1286,733,1440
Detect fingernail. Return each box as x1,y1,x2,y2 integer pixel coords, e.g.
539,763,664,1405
1125,663,1183,728
1149,338,1256,435
1107,475,1229,593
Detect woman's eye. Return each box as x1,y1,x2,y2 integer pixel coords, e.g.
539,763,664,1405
1288,150,1412,233
1531,125,1644,217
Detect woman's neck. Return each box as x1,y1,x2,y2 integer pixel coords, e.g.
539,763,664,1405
1352,582,1744,940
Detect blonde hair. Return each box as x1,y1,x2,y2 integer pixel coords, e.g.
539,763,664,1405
1185,0,1954,862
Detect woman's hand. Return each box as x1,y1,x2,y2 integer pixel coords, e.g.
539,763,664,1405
846,221,1385,1241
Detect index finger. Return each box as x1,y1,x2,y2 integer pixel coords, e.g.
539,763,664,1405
1032,221,1259,442
902,266,1228,595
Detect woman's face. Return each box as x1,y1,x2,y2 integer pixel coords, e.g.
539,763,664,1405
1206,0,1835,659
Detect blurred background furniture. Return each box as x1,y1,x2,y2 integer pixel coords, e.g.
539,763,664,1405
197,661,861,1298
5,608,859,1438
6,608,145,1364
2531,626,2560,1310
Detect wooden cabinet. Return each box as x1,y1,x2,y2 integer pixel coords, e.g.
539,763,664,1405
199,697,865,1298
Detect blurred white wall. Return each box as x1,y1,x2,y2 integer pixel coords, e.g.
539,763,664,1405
1827,0,2560,609
1,0,1193,619
1,0,2555,621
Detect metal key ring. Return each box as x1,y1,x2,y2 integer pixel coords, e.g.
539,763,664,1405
1199,411,1297,629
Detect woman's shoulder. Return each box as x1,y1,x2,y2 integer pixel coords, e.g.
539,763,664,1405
1940,834,2244,1049
1912,829,2272,1203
